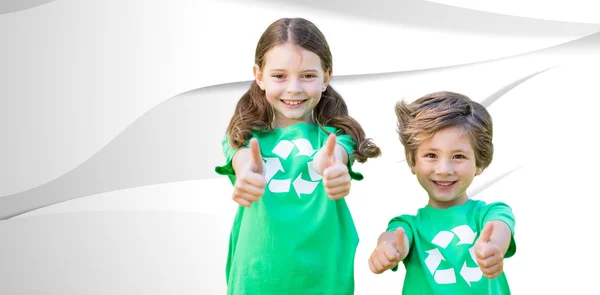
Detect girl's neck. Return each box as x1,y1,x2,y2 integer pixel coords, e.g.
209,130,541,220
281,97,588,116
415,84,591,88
272,115,315,129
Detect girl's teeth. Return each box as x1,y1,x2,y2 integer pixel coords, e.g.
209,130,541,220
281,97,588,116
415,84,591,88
435,181,453,186
283,100,303,105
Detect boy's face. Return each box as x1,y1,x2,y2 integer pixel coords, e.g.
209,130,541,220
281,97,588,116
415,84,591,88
412,126,483,209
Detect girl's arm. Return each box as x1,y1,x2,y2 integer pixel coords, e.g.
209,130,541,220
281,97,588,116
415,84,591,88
230,139,265,207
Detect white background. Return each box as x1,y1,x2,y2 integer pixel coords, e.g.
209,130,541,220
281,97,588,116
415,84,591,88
1,0,599,294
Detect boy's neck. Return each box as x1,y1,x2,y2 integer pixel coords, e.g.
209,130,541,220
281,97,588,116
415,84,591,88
427,196,470,209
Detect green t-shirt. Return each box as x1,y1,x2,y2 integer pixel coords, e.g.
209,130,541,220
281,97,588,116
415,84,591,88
386,199,517,295
215,122,363,295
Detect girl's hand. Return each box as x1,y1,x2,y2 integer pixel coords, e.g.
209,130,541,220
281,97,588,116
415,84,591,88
232,138,266,207
313,134,351,200
369,228,408,274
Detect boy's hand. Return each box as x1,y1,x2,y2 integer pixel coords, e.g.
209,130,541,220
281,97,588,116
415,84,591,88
313,134,351,200
232,138,266,207
369,228,408,274
474,222,504,278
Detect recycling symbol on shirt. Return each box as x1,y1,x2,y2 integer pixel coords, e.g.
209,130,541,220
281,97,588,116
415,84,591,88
262,138,322,198
424,225,483,286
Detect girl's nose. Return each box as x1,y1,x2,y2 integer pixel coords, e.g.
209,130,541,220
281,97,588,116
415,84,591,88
286,78,302,93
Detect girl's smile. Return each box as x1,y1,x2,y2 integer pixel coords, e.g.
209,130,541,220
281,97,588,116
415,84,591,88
280,99,308,107
254,42,330,129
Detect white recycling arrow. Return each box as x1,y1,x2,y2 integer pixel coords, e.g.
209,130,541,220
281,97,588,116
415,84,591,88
452,225,477,245
272,140,295,160
306,161,322,181
469,246,477,265
292,173,319,198
425,248,456,284
424,248,444,275
269,179,291,193
264,157,284,183
435,269,457,284
425,226,483,287
460,261,482,286
291,138,316,157
431,231,454,249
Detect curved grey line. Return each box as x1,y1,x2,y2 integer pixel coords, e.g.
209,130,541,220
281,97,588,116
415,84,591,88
0,0,57,14
189,30,600,94
2,31,599,220
393,65,556,165
333,30,600,81
480,66,556,108
243,0,600,35
469,165,524,198
0,82,252,220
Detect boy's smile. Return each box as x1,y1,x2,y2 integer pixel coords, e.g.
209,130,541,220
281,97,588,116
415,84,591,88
412,126,483,209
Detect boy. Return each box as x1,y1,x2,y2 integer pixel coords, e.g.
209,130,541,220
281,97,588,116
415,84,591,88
369,91,516,294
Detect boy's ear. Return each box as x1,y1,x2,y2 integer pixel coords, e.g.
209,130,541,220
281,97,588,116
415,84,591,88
475,167,483,176
410,166,416,175
253,64,264,90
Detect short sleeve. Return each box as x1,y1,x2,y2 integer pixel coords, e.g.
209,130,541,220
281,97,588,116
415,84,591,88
214,134,250,183
385,215,415,272
479,202,517,258
321,127,363,181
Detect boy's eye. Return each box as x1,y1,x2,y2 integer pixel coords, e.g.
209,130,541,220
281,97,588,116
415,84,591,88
272,74,285,79
424,153,436,158
453,154,466,159
302,74,317,79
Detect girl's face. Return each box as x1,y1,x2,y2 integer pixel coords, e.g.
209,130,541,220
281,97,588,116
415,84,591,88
412,126,483,209
255,42,330,128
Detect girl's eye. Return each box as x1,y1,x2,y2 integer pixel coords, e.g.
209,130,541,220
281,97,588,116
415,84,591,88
302,74,316,79
424,153,436,158
453,154,466,159
272,74,285,79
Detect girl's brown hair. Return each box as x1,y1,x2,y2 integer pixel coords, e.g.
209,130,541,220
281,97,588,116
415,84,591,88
225,18,380,163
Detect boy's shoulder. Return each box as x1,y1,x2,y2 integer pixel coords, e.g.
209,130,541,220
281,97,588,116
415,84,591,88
390,199,514,221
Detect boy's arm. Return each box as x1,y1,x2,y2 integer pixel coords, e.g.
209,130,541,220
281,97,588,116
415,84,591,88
377,229,410,261
369,227,410,274
475,202,517,279
480,202,517,258
487,220,512,256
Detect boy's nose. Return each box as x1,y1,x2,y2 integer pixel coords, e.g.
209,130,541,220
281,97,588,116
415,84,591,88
435,160,454,175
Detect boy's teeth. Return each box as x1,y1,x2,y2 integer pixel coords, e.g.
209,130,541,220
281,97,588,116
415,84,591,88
435,181,453,186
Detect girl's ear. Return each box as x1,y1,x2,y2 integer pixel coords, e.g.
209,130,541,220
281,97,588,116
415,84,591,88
324,68,332,84
322,68,332,92
475,167,483,176
254,64,264,90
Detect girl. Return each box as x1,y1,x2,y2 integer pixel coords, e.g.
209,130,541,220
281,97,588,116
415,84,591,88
215,18,381,294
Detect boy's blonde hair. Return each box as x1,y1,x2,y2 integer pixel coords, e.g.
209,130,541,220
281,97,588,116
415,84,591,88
395,91,493,169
